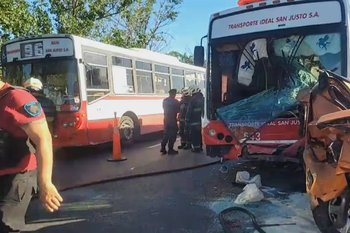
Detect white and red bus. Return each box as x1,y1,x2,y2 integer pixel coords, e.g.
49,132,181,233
0,34,205,149
193,0,347,161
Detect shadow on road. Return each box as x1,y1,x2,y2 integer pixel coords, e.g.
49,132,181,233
24,202,112,233
54,131,164,161
25,163,225,233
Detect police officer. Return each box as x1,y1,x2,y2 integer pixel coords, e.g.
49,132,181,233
178,88,192,150
160,89,180,155
186,86,204,153
0,78,63,233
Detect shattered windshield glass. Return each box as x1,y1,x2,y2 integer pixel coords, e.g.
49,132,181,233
216,33,342,141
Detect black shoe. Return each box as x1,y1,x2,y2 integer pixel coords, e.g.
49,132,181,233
160,149,167,155
183,145,192,150
168,149,179,155
178,144,186,149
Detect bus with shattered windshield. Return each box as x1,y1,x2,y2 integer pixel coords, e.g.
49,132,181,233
193,0,346,162
1,35,205,150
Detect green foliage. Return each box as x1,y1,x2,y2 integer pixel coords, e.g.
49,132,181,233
1,0,34,39
31,0,53,35
167,51,194,65
0,0,182,51
49,0,133,37
102,0,183,51
0,0,52,45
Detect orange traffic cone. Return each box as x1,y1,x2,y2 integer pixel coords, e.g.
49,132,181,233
107,112,127,162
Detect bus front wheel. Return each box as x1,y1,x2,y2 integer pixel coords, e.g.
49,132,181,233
120,115,137,145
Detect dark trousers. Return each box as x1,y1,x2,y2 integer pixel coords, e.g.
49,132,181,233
0,170,37,233
179,121,189,145
161,124,178,151
190,125,202,149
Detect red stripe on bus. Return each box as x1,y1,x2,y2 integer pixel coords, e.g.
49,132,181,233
103,95,181,100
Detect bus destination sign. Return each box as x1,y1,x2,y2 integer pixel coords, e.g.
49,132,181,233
2,38,74,63
211,1,342,39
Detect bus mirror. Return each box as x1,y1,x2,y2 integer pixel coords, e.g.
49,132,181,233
81,59,93,72
194,46,205,67
85,63,93,71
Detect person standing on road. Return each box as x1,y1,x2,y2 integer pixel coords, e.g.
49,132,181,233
160,89,180,155
0,78,63,233
178,88,192,150
186,86,204,153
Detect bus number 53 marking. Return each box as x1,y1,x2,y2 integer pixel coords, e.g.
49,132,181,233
243,132,261,141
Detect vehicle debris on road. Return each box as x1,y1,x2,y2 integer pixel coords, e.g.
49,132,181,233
235,183,264,205
235,171,262,188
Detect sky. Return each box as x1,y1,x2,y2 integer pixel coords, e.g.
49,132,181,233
166,0,238,54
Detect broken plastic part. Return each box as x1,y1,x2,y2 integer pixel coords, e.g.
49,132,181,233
234,183,264,204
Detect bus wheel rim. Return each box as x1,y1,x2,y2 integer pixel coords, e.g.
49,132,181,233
121,124,133,140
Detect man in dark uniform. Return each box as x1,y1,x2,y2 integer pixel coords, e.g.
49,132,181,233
0,78,63,233
186,86,204,153
178,88,192,150
160,89,180,155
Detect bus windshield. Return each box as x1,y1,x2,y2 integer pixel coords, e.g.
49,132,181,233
2,59,80,112
212,32,343,137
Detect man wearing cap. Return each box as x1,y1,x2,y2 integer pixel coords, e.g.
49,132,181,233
0,78,62,233
160,89,180,155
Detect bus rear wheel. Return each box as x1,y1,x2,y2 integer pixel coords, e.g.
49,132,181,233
120,115,137,145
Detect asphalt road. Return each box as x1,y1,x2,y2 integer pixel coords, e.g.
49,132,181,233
24,159,307,233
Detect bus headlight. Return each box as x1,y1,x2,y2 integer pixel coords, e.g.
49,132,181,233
209,129,216,136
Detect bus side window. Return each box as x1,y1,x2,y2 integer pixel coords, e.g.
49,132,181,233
83,51,110,102
112,56,135,93
136,61,153,94
171,68,185,94
196,73,205,93
86,67,108,89
185,71,196,87
86,69,92,87
154,65,170,94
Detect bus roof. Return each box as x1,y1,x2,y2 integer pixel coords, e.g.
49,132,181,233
2,34,205,72
209,0,345,39
210,0,328,20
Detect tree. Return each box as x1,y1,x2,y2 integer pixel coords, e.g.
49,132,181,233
0,0,135,42
0,0,51,42
102,0,182,51
167,51,193,64
0,0,182,51
31,0,53,35
49,0,133,38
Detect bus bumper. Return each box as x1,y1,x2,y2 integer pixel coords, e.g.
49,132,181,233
202,119,303,163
